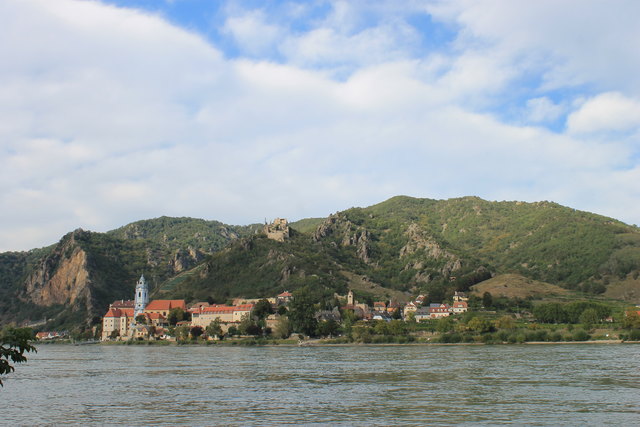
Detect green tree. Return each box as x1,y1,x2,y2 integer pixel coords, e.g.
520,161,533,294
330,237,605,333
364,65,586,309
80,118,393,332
1,327,36,386
467,317,495,333
174,325,190,341
168,308,187,326
273,316,292,339
436,316,455,333
494,315,516,330
316,319,339,337
482,292,493,309
288,286,319,336
135,314,146,324
623,310,640,329
253,299,273,320
579,308,600,329
205,319,223,338
190,326,204,339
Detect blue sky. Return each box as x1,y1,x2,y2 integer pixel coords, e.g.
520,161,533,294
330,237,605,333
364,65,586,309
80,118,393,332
1,0,640,251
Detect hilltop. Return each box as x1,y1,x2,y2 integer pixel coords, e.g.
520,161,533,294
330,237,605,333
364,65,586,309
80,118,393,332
1,196,639,332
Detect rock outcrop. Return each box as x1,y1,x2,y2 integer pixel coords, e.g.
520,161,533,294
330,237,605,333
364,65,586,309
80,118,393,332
22,230,93,312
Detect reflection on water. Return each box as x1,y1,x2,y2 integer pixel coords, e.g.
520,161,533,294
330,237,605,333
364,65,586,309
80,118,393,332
2,344,640,425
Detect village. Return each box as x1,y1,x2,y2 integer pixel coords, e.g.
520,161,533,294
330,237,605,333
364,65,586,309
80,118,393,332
99,274,469,342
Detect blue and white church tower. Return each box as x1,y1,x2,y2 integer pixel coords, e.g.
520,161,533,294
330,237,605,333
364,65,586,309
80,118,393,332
134,274,149,318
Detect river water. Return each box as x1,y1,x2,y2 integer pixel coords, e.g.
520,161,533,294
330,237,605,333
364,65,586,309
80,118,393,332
1,343,639,425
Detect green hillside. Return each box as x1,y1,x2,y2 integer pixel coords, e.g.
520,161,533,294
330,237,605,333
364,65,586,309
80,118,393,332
164,196,640,304
2,196,640,333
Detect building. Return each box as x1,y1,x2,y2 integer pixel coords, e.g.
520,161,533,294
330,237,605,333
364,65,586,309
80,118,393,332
373,302,387,313
145,299,187,317
403,302,418,318
265,218,290,242
451,301,469,314
190,304,254,331
453,291,469,302
414,308,431,322
133,275,149,318
429,303,451,318
276,291,293,305
102,306,135,340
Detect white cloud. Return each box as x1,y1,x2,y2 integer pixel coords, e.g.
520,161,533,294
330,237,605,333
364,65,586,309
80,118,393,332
526,97,564,123
222,10,283,56
0,0,639,252
567,92,640,134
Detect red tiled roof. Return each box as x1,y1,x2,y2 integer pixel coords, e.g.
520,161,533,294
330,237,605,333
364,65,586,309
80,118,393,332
201,304,254,314
144,312,166,320
104,307,135,318
111,299,135,308
277,291,292,297
145,299,186,311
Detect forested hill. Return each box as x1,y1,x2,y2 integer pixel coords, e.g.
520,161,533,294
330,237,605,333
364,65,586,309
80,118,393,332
1,196,639,333
164,196,640,305
0,217,260,329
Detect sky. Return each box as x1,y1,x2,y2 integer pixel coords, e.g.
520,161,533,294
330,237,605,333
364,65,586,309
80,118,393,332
1,0,640,251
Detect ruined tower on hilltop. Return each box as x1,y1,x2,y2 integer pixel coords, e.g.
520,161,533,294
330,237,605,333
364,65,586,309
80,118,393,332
264,218,290,242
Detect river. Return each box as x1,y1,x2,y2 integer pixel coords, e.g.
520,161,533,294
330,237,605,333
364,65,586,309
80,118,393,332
2,343,639,425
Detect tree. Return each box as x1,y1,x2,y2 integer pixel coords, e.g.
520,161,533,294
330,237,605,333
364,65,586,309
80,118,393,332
174,325,190,341
1,327,36,386
579,308,600,329
190,326,204,339
623,310,640,329
273,316,292,339
135,314,146,324
482,292,493,309
168,308,187,326
253,299,273,320
436,316,454,333
288,286,319,336
316,319,339,337
467,317,495,333
494,315,516,330
205,319,223,338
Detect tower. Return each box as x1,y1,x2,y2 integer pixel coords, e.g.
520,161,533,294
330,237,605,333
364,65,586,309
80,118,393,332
347,290,354,306
134,274,149,318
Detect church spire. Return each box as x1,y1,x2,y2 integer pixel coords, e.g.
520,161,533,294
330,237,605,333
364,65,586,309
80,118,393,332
134,274,149,317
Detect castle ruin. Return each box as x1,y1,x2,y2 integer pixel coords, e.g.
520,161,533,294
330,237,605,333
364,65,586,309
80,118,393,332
264,218,290,242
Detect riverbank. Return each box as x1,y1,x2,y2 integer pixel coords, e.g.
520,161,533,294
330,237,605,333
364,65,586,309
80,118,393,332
53,337,640,347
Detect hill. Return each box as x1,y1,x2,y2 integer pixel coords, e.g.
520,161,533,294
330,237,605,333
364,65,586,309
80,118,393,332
470,274,568,299
0,218,260,329
163,196,640,306
1,195,640,333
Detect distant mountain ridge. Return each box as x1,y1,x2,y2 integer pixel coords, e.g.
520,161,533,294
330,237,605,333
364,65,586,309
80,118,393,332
1,196,639,331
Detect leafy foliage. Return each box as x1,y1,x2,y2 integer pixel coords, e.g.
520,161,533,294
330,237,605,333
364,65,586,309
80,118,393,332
1,327,36,386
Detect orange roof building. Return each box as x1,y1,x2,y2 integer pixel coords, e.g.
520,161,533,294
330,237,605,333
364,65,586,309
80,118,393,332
145,300,187,316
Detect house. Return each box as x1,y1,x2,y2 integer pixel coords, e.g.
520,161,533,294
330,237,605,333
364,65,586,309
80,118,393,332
429,303,451,318
451,301,468,314
372,312,392,322
101,307,135,340
276,291,293,305
139,312,169,328
190,304,254,332
453,291,468,302
403,302,418,317
414,308,431,322
315,309,342,323
35,331,64,340
373,302,387,313
145,299,187,317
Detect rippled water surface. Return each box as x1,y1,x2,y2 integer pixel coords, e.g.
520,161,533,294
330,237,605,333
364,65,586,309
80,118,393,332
2,344,639,425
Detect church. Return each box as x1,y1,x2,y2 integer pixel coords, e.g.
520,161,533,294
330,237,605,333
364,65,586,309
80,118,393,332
101,275,186,341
